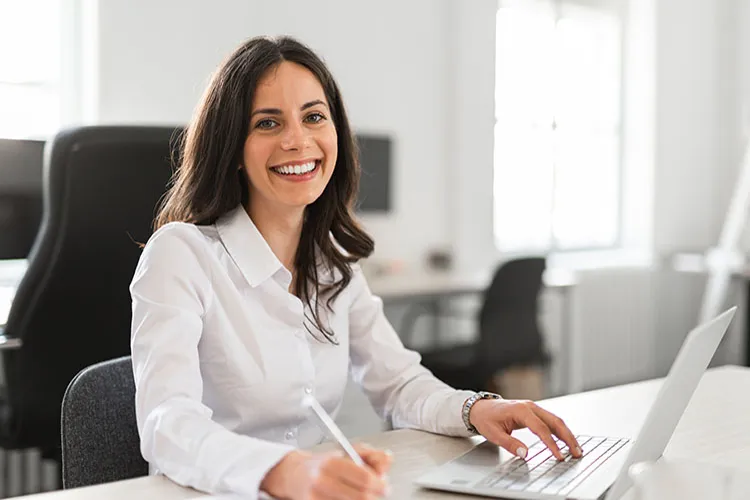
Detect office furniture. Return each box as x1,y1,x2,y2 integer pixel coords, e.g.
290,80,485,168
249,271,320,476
61,356,147,489
416,258,550,394
0,259,27,326
368,267,580,393
0,139,45,260
0,126,178,484
14,365,749,499
670,253,750,366
0,259,25,349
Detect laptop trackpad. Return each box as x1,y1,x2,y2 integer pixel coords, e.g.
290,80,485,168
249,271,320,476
416,440,517,488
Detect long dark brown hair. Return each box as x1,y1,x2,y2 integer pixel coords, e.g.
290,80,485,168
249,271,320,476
155,36,374,343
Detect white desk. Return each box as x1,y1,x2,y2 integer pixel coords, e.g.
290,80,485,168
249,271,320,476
18,365,750,500
0,259,26,348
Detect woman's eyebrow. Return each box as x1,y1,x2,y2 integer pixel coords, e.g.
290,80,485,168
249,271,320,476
251,99,328,118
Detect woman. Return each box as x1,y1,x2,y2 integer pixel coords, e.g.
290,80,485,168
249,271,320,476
130,36,581,499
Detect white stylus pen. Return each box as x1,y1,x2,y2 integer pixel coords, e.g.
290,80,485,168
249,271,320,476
303,394,365,467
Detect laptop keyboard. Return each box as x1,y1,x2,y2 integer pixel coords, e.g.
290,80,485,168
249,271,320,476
475,435,629,496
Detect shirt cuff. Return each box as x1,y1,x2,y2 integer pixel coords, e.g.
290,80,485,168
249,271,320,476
222,439,296,496
438,389,478,437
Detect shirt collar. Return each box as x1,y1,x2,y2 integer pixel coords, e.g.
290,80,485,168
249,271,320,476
215,205,285,288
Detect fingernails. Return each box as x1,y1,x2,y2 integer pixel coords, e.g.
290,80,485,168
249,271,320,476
384,449,394,457
516,446,527,459
575,446,583,456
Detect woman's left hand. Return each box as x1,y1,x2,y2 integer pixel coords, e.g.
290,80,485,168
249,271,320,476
468,398,583,461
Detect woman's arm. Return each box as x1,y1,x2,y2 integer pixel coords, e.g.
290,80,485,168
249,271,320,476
130,225,295,495
347,265,476,436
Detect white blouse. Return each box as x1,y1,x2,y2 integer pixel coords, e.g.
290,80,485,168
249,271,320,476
129,205,475,496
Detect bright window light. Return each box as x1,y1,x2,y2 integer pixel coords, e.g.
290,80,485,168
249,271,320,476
0,0,62,139
494,0,622,252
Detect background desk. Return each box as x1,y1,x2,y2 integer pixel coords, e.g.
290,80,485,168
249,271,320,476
0,259,26,348
368,268,580,393
670,254,750,366
19,365,749,500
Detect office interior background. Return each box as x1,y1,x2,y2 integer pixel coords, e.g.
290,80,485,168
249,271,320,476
1,0,750,496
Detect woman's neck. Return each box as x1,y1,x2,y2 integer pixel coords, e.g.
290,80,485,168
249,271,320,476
247,201,304,275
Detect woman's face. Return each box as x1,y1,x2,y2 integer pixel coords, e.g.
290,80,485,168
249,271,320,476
243,61,338,215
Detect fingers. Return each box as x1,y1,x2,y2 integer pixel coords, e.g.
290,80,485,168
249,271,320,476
532,406,582,458
485,431,530,459
355,444,393,477
319,455,388,497
521,408,564,460
312,473,381,500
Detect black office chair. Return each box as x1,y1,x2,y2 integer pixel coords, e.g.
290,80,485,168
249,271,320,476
418,257,551,393
61,356,147,489
0,126,179,484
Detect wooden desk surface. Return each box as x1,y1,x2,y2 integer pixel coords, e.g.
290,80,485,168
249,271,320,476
18,366,750,499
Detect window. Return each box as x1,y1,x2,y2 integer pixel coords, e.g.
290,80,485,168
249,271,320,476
0,0,63,139
493,0,623,252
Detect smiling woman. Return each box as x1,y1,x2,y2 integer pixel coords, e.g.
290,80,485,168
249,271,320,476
130,35,579,500
154,38,372,341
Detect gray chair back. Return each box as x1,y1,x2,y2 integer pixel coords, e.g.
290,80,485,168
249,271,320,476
61,356,148,489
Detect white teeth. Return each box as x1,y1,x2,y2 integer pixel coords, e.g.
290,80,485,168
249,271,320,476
274,161,317,175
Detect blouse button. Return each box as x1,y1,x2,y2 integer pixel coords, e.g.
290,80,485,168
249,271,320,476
304,386,313,395
285,430,295,440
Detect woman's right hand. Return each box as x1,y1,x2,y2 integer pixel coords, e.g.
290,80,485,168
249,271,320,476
261,445,392,499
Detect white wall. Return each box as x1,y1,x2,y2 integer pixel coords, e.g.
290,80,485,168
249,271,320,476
86,0,455,270
653,0,743,256
86,0,749,268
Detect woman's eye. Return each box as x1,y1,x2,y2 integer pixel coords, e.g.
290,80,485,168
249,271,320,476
305,112,326,124
256,119,277,130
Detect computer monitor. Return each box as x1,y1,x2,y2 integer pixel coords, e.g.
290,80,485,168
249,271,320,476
355,135,391,213
0,138,45,259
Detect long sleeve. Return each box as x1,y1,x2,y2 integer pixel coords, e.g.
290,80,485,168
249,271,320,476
130,224,294,495
347,266,476,437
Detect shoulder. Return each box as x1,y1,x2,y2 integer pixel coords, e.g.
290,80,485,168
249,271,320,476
135,222,217,281
143,222,209,257
342,262,370,295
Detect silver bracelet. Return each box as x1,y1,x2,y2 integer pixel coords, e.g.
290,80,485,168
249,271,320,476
462,391,501,433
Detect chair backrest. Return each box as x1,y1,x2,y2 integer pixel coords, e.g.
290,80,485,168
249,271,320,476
477,257,549,375
61,356,147,488
1,126,179,457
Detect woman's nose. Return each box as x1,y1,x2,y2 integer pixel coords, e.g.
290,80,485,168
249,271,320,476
280,122,308,150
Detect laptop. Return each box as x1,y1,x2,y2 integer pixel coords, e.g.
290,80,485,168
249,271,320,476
415,306,737,500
